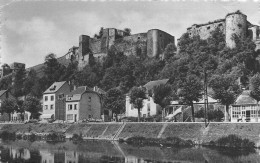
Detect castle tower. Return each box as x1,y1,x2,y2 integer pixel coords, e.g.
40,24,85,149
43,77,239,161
147,29,175,58
225,12,247,49
78,35,90,70
147,29,159,57
79,35,90,57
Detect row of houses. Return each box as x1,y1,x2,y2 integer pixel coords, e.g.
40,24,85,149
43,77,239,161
0,77,258,122
125,79,260,123
42,81,106,122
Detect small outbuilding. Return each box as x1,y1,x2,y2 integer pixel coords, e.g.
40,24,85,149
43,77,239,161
231,90,259,122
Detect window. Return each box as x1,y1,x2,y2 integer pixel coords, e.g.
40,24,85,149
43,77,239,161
147,103,150,111
51,95,54,101
232,106,241,118
58,94,64,100
88,105,91,111
88,115,92,118
74,104,77,110
131,104,134,110
88,97,91,102
44,105,48,110
68,104,73,110
207,26,210,30
50,105,54,110
67,114,73,120
143,114,146,118
45,96,48,101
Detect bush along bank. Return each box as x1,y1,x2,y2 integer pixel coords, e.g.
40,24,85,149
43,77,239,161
69,133,84,144
205,134,255,150
123,136,194,147
0,131,65,142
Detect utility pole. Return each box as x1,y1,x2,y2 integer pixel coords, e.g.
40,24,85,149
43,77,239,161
204,69,209,127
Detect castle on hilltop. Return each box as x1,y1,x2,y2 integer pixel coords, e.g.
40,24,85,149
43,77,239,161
186,10,260,49
65,28,175,69
3,11,260,79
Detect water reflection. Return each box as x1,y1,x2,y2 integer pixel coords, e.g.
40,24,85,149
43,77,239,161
0,140,259,163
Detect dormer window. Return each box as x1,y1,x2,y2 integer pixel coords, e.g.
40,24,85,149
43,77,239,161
49,85,56,91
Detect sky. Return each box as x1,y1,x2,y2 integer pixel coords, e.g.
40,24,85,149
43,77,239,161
1,0,260,68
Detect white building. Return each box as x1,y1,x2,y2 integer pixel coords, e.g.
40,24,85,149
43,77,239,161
125,79,169,118
231,90,259,122
41,81,70,121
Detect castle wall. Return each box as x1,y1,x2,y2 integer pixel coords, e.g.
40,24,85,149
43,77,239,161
187,20,225,40
89,39,102,54
114,33,147,56
147,29,175,57
225,13,247,49
249,26,260,41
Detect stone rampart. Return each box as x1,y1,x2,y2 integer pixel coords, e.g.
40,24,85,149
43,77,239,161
2,122,260,146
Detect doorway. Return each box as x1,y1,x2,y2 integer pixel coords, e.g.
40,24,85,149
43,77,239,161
246,110,250,122
74,114,77,122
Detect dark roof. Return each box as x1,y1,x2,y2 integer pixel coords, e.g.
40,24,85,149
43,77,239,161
68,86,90,95
143,79,169,91
0,90,6,97
235,90,257,105
44,81,67,94
93,86,106,95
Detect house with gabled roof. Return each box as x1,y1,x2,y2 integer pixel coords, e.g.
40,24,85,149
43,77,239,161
65,86,103,122
231,90,259,122
42,81,70,121
125,79,169,118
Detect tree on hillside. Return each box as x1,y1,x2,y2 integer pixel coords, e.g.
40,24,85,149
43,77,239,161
209,74,241,122
24,69,38,96
152,84,174,120
0,98,18,121
1,64,12,76
22,96,42,119
177,75,203,122
0,75,12,90
94,27,104,39
124,28,131,36
163,43,177,60
60,61,78,81
250,73,260,116
104,88,125,121
129,86,147,122
250,73,260,102
12,66,26,98
75,66,99,88
44,53,65,86
17,99,24,120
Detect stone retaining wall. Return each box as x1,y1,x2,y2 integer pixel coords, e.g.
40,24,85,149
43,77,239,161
1,122,260,146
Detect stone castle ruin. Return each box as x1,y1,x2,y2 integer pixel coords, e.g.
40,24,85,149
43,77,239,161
3,11,260,78
65,28,175,69
186,10,260,49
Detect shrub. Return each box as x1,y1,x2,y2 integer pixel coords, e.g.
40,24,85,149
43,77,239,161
215,135,255,149
71,133,83,143
29,133,37,142
0,131,16,140
125,136,194,147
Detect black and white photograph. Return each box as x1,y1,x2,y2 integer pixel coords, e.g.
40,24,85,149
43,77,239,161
0,0,260,162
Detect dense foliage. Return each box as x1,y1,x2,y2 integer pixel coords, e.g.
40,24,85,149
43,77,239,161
0,26,259,121
195,109,224,121
129,86,147,122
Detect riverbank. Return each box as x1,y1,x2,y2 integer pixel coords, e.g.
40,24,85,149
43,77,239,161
1,122,260,147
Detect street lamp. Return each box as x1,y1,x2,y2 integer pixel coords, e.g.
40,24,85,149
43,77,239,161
204,69,209,127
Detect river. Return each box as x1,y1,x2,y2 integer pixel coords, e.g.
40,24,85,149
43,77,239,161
0,139,259,163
